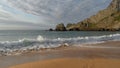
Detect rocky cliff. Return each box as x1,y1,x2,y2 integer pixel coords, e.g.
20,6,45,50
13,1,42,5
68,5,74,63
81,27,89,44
55,23,66,31
55,0,120,31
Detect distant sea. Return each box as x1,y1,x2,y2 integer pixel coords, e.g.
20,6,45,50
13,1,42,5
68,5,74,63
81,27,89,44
0,30,120,56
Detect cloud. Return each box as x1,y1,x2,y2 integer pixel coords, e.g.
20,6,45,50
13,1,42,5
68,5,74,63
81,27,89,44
0,0,112,30
0,0,47,29
0,5,11,20
7,0,112,24
0,18,51,30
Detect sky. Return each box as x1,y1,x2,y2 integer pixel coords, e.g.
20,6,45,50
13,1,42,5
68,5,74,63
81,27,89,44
0,0,112,30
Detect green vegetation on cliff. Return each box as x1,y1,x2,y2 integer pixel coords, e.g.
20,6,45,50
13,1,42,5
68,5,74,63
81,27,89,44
54,0,120,31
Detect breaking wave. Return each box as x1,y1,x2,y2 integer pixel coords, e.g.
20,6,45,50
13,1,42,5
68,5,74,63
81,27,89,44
0,33,120,56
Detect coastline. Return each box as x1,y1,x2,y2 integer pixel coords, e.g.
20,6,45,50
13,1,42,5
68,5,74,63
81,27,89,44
1,40,120,68
2,0,120,68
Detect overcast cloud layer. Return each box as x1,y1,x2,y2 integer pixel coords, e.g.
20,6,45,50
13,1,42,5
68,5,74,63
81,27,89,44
0,0,112,29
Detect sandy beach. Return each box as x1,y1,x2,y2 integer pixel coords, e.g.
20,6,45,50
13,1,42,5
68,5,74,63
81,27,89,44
0,41,120,68
1,0,120,68
10,58,120,68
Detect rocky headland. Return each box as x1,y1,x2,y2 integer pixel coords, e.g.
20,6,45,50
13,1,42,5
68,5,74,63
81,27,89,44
52,0,120,31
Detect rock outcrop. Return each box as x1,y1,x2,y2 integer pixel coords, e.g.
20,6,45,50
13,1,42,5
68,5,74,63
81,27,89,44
55,0,120,31
49,28,53,31
55,23,66,31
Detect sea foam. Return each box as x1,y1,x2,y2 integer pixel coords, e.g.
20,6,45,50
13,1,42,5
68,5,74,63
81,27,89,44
0,33,120,56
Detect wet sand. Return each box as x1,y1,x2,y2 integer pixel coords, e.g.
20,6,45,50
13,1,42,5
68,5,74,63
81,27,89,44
10,58,120,68
1,41,120,68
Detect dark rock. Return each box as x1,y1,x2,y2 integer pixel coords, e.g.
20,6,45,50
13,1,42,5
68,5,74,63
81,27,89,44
55,23,66,31
49,28,53,31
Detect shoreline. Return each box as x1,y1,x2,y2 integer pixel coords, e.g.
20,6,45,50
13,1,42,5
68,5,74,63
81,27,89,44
1,33,120,56
1,40,120,68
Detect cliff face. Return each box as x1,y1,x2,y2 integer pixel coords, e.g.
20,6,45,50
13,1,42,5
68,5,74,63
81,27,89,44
55,23,66,31
66,0,120,31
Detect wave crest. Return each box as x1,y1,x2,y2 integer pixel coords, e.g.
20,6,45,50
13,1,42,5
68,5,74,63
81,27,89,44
0,33,120,56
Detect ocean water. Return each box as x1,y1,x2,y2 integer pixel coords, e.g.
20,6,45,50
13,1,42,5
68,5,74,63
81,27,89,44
0,30,120,56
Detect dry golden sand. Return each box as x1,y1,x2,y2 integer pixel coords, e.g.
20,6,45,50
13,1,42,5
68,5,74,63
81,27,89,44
10,58,120,68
